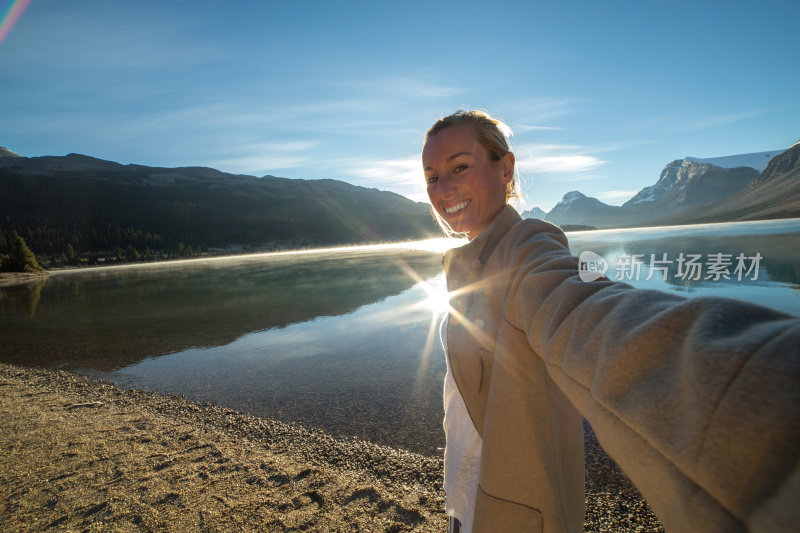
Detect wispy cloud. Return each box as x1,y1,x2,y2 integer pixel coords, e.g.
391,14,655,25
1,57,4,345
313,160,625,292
521,155,606,174
327,73,468,102
344,155,428,203
595,189,640,205
514,125,562,133
201,140,320,175
514,143,607,175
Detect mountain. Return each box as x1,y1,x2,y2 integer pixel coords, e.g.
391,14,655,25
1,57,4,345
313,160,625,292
546,191,625,227
685,149,785,173
681,141,800,223
545,146,797,229
0,152,440,262
0,147,20,158
521,206,547,219
622,160,757,210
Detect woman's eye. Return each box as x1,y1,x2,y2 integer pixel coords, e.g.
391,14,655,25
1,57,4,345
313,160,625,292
453,165,467,174
427,175,438,184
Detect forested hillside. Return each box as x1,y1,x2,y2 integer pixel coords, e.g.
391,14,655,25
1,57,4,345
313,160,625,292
0,153,439,265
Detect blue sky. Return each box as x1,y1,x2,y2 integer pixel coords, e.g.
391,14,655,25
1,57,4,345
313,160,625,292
1,0,798,212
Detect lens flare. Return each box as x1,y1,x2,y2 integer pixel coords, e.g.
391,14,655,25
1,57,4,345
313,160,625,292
0,0,32,45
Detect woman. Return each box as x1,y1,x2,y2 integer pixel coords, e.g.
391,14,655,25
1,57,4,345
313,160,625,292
423,110,799,533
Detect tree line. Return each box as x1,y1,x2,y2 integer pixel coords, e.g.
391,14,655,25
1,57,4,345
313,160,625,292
0,223,201,267
0,162,439,268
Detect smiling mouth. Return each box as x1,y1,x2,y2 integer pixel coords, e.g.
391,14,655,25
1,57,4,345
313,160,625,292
444,200,470,215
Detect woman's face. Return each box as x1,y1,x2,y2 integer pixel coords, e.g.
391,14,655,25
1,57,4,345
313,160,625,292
422,125,514,240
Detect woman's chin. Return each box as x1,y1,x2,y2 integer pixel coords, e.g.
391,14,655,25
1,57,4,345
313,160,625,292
440,211,467,232
447,220,471,235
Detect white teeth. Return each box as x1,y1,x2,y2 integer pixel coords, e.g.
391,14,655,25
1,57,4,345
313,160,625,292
445,200,470,214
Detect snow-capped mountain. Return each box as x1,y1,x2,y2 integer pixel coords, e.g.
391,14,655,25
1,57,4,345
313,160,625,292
542,145,798,228
552,191,586,209
623,159,757,209
696,142,800,222
685,149,785,173
521,206,548,219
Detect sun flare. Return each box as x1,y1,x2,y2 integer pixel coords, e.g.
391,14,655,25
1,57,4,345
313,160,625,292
418,274,451,315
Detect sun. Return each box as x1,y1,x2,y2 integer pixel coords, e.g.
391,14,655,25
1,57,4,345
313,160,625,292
418,273,451,315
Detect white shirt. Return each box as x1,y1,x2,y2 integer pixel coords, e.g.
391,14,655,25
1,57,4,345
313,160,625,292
442,318,482,533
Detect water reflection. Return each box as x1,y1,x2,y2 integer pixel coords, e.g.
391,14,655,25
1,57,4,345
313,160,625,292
1,222,798,455
0,247,444,371
111,276,449,454
567,221,800,316
0,277,47,318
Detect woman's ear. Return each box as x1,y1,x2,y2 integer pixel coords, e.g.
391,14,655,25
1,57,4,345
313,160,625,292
501,152,515,184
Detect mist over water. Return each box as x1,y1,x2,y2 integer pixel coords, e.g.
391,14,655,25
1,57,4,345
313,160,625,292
2,220,798,454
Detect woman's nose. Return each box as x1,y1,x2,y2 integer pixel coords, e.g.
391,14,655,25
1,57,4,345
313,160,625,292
437,173,457,195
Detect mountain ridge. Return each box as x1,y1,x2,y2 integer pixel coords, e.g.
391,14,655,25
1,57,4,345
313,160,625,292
683,143,800,223
0,151,439,264
4,144,798,264
525,145,798,229
684,149,785,172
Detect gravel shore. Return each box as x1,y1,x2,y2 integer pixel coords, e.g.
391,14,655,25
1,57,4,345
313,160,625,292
0,363,663,531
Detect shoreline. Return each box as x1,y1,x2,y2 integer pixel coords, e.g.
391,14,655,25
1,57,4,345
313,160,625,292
0,363,445,532
0,363,663,531
26,238,453,279
9,215,799,285
0,271,49,288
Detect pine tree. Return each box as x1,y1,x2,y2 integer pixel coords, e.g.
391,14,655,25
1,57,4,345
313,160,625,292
1,236,45,272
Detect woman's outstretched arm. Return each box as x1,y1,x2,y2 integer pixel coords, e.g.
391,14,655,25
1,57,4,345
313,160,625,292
502,223,799,532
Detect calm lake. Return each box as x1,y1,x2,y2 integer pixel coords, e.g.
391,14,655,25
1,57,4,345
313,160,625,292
2,219,799,455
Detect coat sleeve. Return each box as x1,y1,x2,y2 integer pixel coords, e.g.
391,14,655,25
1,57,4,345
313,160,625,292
501,224,800,533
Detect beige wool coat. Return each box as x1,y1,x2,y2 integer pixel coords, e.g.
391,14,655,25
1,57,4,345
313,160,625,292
442,205,799,533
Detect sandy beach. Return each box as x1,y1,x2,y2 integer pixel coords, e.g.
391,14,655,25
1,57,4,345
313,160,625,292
0,363,663,532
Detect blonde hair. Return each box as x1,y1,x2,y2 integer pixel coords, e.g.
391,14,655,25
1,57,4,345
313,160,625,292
424,110,521,237
425,110,520,201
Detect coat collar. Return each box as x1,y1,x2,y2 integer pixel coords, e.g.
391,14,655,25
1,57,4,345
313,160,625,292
443,205,522,290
